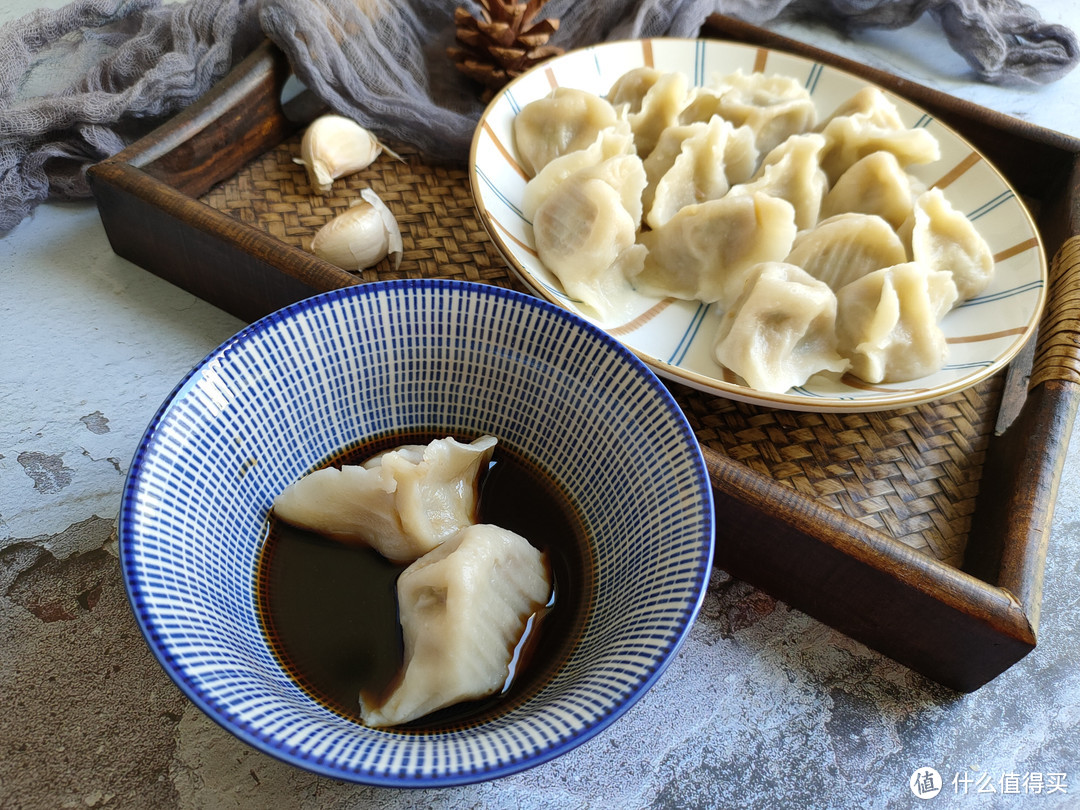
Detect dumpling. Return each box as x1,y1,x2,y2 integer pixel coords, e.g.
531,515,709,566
606,65,662,113
272,436,497,564
533,154,647,320
643,117,758,229
609,65,665,112
902,187,995,302
713,262,848,394
835,262,959,383
522,121,635,220
681,70,817,155
513,87,621,176
632,191,797,306
727,133,828,230
820,150,923,229
818,86,940,184
785,213,908,290
360,523,552,727
624,70,691,157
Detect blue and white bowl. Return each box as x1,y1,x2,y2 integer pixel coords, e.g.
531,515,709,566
120,279,714,786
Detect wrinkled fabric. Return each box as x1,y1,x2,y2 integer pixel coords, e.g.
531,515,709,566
0,0,1076,234
0,0,262,233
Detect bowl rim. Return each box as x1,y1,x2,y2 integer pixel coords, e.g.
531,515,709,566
118,277,715,786
468,36,1048,414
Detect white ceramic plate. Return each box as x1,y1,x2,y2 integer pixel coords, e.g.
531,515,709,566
469,38,1047,412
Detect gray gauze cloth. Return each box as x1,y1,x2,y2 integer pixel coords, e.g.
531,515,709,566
1,0,1077,234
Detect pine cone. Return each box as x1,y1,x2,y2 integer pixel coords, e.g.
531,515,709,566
448,0,564,100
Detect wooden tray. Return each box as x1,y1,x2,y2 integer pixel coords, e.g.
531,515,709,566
88,17,1080,692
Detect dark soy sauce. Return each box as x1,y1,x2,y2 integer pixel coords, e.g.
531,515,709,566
256,432,592,729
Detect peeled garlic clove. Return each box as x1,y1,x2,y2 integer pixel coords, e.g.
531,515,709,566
311,189,403,272
294,114,383,194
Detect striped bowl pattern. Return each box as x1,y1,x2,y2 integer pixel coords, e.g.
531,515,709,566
119,279,714,786
470,38,1047,412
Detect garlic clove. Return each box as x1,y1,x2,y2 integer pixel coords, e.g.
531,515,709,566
311,189,403,272
360,189,403,271
293,114,384,195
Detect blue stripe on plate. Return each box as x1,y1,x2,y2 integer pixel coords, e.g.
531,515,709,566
475,165,528,223
667,303,711,365
956,279,1044,308
968,190,1014,220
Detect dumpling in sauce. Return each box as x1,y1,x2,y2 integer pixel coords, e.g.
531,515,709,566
818,86,940,184
714,262,848,394
272,436,496,564
727,133,828,230
681,70,817,155
820,150,923,229
785,213,908,291
902,187,995,302
643,117,758,229
835,262,959,383
633,191,797,306
522,121,635,221
513,87,621,177
533,154,647,320
360,523,552,727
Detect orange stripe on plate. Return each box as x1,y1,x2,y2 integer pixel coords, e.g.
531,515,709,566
947,326,1029,344
993,237,1040,263
544,66,558,90
490,215,538,258
609,298,675,336
482,121,529,182
642,39,654,68
931,152,981,190
753,48,768,73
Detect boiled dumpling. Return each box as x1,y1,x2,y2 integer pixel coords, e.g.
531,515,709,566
835,262,959,383
714,262,848,394
272,436,496,564
681,70,817,155
902,187,995,302
785,213,908,290
522,121,635,220
727,133,828,230
623,69,691,157
606,65,662,113
818,86,940,184
820,151,923,229
513,87,621,176
532,154,647,320
643,117,758,229
360,523,552,727
641,120,719,226
633,191,797,306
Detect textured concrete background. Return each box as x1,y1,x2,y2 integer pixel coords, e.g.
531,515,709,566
3,1,1080,807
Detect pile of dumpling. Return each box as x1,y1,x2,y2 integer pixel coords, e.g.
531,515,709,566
513,67,995,394
272,435,552,727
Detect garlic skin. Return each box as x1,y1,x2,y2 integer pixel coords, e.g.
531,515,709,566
295,114,383,194
311,189,403,272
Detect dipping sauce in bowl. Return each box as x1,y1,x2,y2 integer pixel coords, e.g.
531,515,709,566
120,279,713,785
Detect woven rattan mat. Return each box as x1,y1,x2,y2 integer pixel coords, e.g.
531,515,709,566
202,135,1006,569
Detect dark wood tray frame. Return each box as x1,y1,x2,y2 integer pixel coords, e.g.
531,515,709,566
88,17,1080,692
